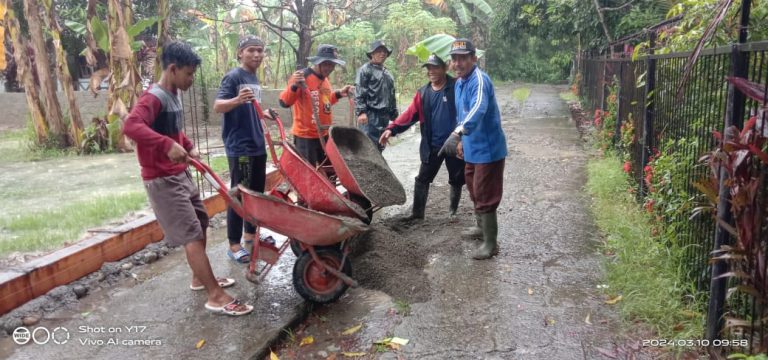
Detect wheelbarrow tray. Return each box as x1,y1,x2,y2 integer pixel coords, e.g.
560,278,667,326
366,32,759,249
238,185,369,247
279,141,368,220
325,126,406,207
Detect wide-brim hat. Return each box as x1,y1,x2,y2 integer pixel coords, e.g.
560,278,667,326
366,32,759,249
307,44,346,66
366,40,392,59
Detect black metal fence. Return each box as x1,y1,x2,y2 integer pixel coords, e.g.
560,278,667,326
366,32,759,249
580,36,768,353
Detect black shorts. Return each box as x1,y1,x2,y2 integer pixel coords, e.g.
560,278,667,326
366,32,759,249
293,136,327,166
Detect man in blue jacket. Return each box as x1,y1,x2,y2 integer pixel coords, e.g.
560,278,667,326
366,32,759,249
439,38,508,260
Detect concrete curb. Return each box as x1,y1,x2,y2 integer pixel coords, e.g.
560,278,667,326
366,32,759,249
0,169,283,317
0,195,225,316
250,302,313,360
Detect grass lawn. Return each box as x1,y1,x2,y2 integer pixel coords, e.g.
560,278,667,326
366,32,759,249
0,130,151,256
587,154,704,342
0,192,148,254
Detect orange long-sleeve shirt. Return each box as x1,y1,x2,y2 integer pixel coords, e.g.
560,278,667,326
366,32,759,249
279,68,341,139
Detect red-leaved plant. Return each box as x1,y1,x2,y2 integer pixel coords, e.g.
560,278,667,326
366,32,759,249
694,77,768,346
695,76,768,347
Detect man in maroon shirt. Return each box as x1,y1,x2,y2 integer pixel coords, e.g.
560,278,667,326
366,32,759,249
124,42,253,316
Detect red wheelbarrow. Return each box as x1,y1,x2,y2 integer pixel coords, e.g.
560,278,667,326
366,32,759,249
190,102,404,304
190,158,368,304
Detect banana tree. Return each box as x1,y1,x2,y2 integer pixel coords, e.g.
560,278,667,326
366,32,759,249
0,1,5,73
406,33,485,62
41,0,84,148
153,0,169,82
5,2,48,145
24,0,69,147
68,0,157,151
423,0,494,50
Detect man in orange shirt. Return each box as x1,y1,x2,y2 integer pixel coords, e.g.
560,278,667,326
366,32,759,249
279,44,353,165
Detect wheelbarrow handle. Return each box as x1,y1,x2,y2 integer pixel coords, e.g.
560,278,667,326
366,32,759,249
188,158,247,219
252,102,287,142
254,104,285,169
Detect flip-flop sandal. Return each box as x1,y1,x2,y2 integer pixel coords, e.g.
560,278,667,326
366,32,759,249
260,234,277,245
189,277,236,291
227,248,250,264
204,299,253,316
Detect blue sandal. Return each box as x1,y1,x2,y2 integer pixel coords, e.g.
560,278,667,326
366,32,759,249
227,248,250,264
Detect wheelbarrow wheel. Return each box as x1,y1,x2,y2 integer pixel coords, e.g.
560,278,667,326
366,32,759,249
289,238,303,256
292,248,351,304
348,193,373,224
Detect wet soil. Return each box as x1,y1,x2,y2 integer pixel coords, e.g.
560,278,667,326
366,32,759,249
329,126,406,206
352,219,461,303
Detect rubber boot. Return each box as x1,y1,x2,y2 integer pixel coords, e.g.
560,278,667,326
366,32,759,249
449,185,462,217
461,212,483,238
472,211,499,260
408,180,429,220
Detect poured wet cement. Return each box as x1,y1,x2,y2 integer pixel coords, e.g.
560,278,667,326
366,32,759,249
274,84,629,359
329,126,406,206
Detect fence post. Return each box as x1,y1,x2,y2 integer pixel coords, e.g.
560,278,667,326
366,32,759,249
600,62,609,116
706,0,751,343
613,62,624,146
639,32,656,196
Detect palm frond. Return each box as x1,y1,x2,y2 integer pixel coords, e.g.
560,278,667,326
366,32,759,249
452,2,471,25
676,0,735,100
465,0,494,18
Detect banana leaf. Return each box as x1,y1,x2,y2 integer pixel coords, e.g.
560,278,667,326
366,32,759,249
406,34,485,63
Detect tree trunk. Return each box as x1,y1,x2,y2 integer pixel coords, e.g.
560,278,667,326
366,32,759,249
295,0,315,69
6,5,48,144
212,13,220,74
273,9,284,88
84,0,99,66
107,0,139,152
591,0,614,46
154,0,169,82
24,0,68,147
42,0,84,148
471,23,487,68
0,1,6,72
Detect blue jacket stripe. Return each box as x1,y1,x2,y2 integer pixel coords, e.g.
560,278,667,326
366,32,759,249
460,68,484,128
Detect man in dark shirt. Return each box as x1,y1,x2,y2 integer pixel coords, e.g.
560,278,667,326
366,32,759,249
213,36,268,264
124,42,252,316
379,54,464,222
355,40,398,152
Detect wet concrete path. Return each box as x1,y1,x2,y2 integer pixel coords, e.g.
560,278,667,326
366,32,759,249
0,227,306,359
275,83,621,359
385,84,620,359
0,83,621,360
